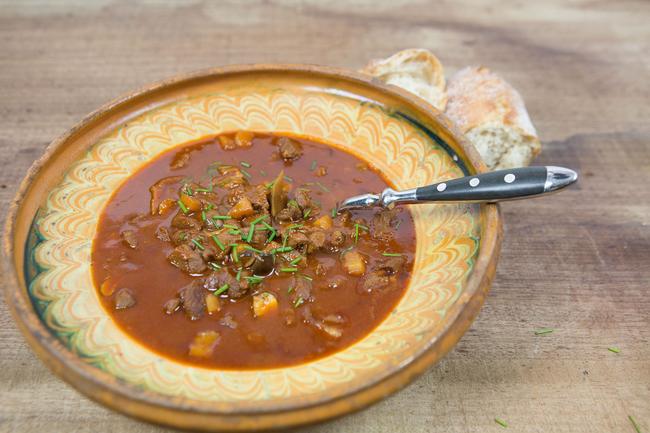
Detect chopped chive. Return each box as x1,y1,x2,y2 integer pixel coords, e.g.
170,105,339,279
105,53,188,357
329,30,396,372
191,239,205,251
207,262,221,270
287,286,294,294
177,200,189,214
629,415,642,433
286,223,303,230
315,182,330,192
245,276,264,284
280,267,298,273
284,175,293,183
272,246,293,254
608,347,621,353
293,296,304,308
289,257,302,266
265,180,275,189
382,252,403,257
287,199,298,208
201,210,207,222
282,233,289,248
251,214,269,225
241,168,252,179
211,234,225,251
231,244,239,263
301,274,313,281
212,215,230,220
494,418,508,428
205,203,214,210
228,229,240,235
267,230,277,243
331,207,337,217
242,245,263,254
195,187,212,193
246,223,256,243
357,224,369,231
261,221,274,231
240,161,252,168
303,208,312,218
354,224,359,243
223,224,239,229
236,269,242,281
184,186,194,196
310,160,318,171
214,283,229,296
534,328,554,335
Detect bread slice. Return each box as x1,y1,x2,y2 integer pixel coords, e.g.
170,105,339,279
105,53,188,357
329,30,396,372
360,48,447,111
445,66,541,170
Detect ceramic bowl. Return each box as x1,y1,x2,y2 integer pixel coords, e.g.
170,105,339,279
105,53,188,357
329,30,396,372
2,65,501,431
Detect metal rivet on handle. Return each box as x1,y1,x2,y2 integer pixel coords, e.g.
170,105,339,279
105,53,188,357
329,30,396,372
469,178,480,187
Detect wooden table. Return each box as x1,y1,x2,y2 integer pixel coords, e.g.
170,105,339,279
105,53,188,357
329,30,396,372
1,1,648,432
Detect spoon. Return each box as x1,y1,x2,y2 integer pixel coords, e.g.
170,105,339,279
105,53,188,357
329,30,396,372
337,166,578,211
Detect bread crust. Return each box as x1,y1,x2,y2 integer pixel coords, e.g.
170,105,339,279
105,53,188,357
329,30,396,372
360,48,447,111
445,66,541,168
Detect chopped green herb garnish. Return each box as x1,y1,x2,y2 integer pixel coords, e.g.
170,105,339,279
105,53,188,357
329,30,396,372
211,234,225,251
205,203,214,210
265,180,275,189
280,267,298,273
246,224,256,243
267,230,277,243
178,232,188,241
212,215,230,220
284,175,293,183
287,286,294,293
303,208,312,218
184,185,194,196
382,252,403,257
201,210,207,222
315,182,330,192
301,274,313,281
214,283,229,296
245,276,264,284
289,257,302,266
494,418,508,428
236,269,242,281
534,328,554,335
251,214,269,225
194,186,212,193
287,199,298,208
241,169,252,179
608,347,621,353
191,239,205,250
354,224,360,243
358,224,369,231
228,229,240,235
310,160,317,171
629,415,642,433
223,224,239,230
331,207,337,217
207,262,221,270
293,297,304,308
240,161,252,168
231,245,239,263
177,200,189,214
242,245,263,254
286,223,303,231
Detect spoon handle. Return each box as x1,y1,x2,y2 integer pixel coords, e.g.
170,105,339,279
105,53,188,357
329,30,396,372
413,166,578,203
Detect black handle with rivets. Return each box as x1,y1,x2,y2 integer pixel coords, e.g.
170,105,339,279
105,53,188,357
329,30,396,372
415,166,575,203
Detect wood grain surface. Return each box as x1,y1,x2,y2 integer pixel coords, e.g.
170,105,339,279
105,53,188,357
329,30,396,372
1,1,648,432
